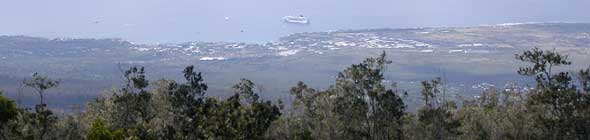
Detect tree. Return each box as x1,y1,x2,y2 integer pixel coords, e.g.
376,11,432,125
21,72,60,140
457,88,539,140
0,90,18,123
57,115,85,140
0,90,20,140
515,47,571,89
271,52,405,140
83,66,158,139
516,48,590,140
87,119,125,140
164,65,209,140
268,81,329,140
211,79,281,140
578,67,590,93
23,72,60,105
408,78,461,140
331,51,406,140
120,66,159,138
232,79,260,104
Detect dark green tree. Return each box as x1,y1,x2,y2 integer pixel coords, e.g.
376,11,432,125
111,66,156,139
515,47,571,89
516,48,590,140
164,65,208,140
0,90,18,123
0,90,20,140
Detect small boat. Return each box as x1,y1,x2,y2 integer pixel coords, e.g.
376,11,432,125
283,15,310,25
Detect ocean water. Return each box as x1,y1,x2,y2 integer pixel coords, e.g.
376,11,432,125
1,0,589,44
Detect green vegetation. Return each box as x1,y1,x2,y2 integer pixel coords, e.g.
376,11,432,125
0,90,18,124
87,119,125,140
1,48,590,140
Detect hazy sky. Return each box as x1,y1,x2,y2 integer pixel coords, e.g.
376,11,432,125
1,0,588,43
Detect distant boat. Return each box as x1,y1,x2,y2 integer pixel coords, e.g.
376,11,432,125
283,15,310,25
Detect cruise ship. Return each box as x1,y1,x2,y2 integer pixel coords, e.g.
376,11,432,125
283,15,310,25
